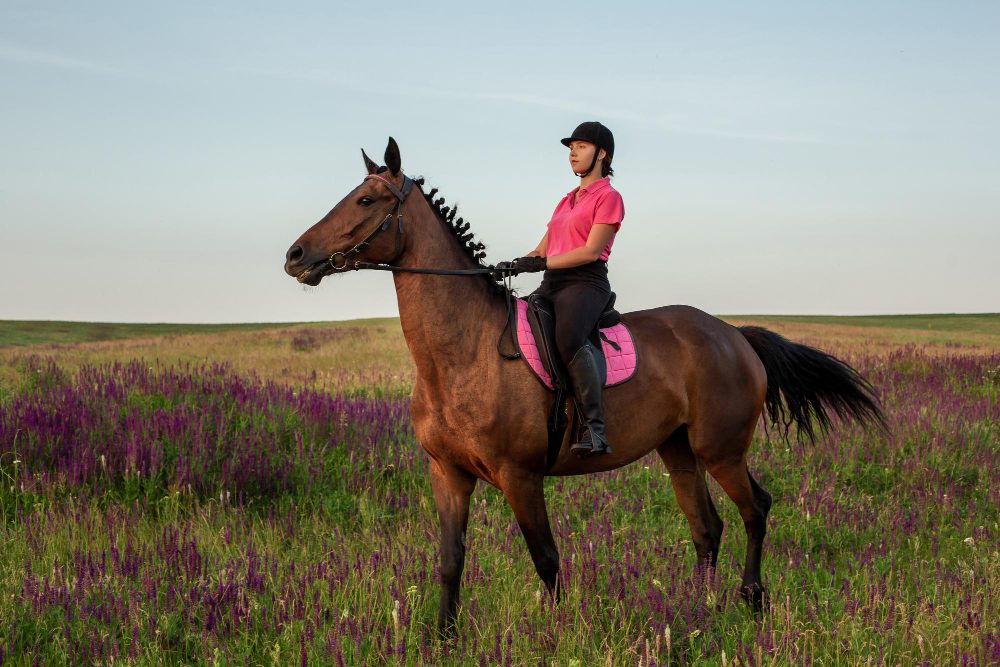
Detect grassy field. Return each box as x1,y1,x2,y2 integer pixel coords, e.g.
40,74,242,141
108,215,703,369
725,312,1000,335
0,314,998,665
0,318,401,348
0,319,413,398
724,313,1000,347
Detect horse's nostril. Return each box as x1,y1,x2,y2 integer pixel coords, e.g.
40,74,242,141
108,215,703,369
287,245,304,263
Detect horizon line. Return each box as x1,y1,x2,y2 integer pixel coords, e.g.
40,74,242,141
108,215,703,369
3,312,999,326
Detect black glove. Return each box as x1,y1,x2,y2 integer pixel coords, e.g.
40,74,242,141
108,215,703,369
511,256,547,275
492,260,515,281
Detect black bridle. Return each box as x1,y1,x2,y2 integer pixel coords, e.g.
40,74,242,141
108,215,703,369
325,172,413,271
326,172,517,276
323,171,523,359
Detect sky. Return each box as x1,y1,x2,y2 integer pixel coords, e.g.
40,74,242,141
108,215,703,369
1,1,998,323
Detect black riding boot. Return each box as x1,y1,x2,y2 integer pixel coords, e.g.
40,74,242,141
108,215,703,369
566,343,611,458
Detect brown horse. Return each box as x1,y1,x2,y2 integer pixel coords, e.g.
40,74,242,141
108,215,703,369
283,137,886,634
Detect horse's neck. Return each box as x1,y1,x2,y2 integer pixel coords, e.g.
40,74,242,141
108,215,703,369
391,213,505,381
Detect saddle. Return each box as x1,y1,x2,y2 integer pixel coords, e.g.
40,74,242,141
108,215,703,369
512,292,638,470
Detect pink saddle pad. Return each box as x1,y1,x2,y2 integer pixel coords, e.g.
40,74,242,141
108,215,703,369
515,297,637,390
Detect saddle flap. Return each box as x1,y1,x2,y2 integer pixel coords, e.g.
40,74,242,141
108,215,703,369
525,294,569,391
525,292,608,392
598,291,621,328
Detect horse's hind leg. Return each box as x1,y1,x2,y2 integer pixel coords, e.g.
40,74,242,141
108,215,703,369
692,422,772,611
656,426,724,567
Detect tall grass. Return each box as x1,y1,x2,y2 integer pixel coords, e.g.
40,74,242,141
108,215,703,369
0,329,998,664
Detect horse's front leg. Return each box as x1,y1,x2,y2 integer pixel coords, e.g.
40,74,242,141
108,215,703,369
428,457,477,636
501,472,562,601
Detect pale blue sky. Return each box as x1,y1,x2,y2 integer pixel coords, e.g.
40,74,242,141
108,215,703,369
2,1,998,322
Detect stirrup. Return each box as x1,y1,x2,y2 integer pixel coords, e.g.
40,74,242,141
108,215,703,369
570,423,611,458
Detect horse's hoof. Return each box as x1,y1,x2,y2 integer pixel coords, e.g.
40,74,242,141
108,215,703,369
436,617,459,640
740,583,769,613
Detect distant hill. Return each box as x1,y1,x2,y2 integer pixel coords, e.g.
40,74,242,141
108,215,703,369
0,318,399,347
2,313,998,348
721,313,1000,337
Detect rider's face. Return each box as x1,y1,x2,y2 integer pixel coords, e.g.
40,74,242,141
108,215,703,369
568,141,604,175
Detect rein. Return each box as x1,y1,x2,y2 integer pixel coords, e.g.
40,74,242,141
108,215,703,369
324,172,523,360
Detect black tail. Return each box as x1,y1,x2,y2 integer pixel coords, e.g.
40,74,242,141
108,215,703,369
737,325,888,441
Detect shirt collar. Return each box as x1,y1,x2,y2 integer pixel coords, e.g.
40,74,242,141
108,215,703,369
567,177,611,198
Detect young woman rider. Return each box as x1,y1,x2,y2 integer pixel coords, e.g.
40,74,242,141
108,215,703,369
509,121,624,458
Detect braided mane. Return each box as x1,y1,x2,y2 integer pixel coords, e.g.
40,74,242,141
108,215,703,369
377,166,511,297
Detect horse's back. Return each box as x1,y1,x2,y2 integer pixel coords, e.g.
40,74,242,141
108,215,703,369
622,304,767,405
622,303,743,353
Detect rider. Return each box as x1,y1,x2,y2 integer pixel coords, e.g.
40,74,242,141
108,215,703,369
511,121,624,458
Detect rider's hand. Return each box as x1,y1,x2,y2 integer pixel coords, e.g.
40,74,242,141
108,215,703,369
492,261,515,281
511,256,547,275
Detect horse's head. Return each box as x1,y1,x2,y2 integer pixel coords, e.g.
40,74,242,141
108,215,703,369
284,137,411,286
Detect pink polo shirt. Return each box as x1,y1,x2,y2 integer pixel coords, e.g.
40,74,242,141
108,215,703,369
546,177,624,261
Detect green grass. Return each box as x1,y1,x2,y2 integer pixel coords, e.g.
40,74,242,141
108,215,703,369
1,318,998,664
5,313,1000,349
0,317,400,348
721,312,1000,336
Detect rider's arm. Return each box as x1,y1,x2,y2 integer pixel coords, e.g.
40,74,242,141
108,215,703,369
544,223,616,270
527,231,548,258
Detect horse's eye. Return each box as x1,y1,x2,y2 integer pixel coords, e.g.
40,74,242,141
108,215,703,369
357,196,374,206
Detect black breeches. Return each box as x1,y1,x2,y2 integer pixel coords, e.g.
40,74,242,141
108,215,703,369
533,260,612,365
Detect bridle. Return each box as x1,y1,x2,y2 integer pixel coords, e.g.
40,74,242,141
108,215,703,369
325,172,519,277
321,171,524,359
327,172,414,271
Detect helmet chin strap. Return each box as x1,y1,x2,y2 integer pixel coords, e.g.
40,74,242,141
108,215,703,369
574,149,601,178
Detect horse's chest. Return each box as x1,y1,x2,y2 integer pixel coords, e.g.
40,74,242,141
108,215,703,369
410,388,493,457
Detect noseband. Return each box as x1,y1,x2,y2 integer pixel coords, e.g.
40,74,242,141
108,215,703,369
328,173,414,270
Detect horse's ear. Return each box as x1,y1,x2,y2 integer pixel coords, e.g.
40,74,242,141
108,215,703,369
384,136,401,175
361,148,379,175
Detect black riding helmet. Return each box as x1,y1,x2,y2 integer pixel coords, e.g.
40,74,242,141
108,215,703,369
561,121,614,178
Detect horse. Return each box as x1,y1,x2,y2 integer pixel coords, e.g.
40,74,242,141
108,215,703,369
283,137,886,635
